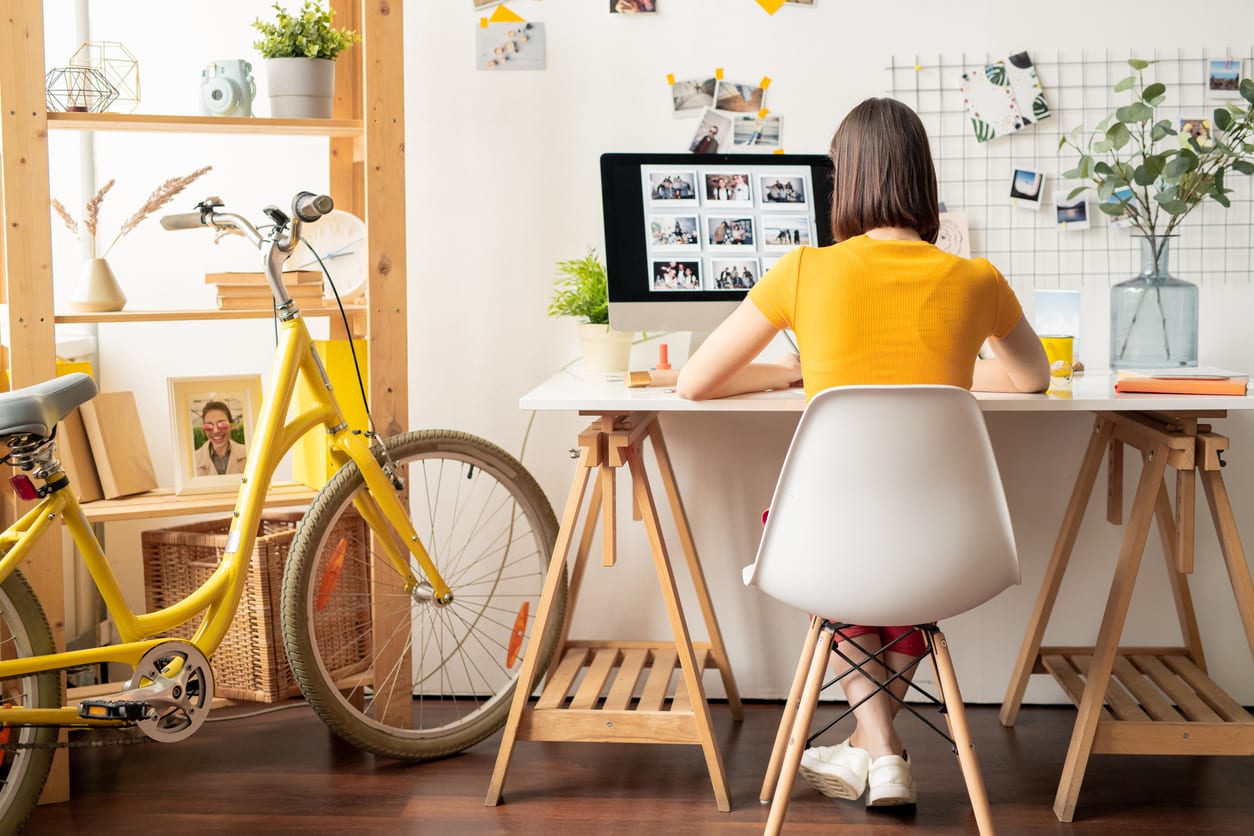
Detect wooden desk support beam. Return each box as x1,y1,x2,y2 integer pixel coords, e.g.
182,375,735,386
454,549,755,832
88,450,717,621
999,410,1254,822
486,412,741,812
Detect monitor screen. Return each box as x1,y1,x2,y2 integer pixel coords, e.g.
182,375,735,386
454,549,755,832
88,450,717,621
601,152,835,332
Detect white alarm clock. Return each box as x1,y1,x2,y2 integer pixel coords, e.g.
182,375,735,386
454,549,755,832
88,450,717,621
294,210,368,301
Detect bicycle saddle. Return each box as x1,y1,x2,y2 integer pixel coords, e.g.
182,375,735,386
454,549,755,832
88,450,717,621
0,373,98,436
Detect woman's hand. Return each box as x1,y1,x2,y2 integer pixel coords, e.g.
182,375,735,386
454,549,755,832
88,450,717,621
777,352,803,387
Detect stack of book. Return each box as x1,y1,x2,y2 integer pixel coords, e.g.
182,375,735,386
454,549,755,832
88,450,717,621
207,271,325,310
1115,366,1250,395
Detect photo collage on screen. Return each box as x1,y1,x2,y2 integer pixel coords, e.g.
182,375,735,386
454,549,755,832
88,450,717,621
642,165,816,293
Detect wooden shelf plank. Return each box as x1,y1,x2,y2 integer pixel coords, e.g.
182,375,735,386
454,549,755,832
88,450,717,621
54,306,364,324
79,482,317,523
47,111,362,138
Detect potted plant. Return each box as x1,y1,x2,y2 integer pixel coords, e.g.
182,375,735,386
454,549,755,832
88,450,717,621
548,248,633,373
252,1,359,119
1061,58,1254,368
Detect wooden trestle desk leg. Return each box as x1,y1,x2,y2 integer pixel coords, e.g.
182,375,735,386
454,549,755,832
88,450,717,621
486,413,738,812
1000,416,1115,726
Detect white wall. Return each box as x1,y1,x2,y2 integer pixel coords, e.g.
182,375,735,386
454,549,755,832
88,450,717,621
38,1,1254,702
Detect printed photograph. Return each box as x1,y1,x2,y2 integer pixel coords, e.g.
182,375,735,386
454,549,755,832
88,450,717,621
649,214,700,248
712,258,762,290
476,22,545,71
652,259,702,291
671,77,716,117
707,216,755,247
714,79,766,113
784,0,817,5
647,170,698,203
1009,167,1045,207
611,0,657,11
1054,190,1090,230
689,108,733,154
1207,58,1242,97
731,114,783,149
1178,116,1214,149
762,216,811,248
760,175,808,205
168,375,262,494
703,172,753,205
473,0,506,8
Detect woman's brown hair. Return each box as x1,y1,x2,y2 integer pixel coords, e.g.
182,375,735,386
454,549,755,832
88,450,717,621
828,97,940,244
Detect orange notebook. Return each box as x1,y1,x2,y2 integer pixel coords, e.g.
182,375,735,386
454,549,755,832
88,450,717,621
1115,366,1249,395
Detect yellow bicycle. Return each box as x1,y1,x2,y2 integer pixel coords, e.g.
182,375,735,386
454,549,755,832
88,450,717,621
0,192,565,832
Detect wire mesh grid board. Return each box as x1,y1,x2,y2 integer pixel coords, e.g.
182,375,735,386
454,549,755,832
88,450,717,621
888,49,1254,291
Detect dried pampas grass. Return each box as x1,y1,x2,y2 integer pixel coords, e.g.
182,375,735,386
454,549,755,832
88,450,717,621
50,167,212,259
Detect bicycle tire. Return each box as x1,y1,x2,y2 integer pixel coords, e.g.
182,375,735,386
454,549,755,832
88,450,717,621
0,569,62,834
281,430,565,760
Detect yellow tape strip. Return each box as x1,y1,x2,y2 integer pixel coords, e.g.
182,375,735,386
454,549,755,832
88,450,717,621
715,67,724,80
479,17,488,27
758,107,770,119
773,148,785,155
666,73,675,86
760,76,772,89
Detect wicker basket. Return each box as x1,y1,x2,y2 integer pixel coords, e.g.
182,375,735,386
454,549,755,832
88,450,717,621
142,511,371,703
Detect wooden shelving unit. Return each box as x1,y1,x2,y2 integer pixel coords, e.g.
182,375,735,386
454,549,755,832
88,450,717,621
0,0,408,803
54,305,366,324
79,482,317,523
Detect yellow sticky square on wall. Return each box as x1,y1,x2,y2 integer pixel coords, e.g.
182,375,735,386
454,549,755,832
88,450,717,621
292,340,369,490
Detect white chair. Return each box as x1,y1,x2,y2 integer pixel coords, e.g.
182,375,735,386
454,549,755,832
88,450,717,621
744,385,1021,835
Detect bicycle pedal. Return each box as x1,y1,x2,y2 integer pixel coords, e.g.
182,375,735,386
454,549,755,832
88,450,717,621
78,699,153,722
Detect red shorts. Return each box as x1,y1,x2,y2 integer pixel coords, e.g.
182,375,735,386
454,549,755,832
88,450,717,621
831,624,927,658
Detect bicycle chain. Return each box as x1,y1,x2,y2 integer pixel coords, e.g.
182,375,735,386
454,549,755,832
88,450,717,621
1,728,152,751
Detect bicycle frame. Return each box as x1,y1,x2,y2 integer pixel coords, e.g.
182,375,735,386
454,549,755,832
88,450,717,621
0,225,452,728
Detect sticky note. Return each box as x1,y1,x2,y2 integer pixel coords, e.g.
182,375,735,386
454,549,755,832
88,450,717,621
715,67,724,80
479,17,487,27
666,73,675,86
489,4,525,23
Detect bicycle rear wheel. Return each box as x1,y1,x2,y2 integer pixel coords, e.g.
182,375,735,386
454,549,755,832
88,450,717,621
281,430,565,760
0,570,62,834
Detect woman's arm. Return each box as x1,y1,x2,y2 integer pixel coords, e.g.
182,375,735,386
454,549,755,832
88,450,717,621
675,299,800,399
972,314,1051,393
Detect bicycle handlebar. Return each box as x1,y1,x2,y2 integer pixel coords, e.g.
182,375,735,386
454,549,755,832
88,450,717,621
159,211,207,231
293,191,334,223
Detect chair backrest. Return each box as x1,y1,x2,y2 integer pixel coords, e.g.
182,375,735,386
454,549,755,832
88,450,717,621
744,385,1020,626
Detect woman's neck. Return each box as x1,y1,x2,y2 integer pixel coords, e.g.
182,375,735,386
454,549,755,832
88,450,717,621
864,227,921,241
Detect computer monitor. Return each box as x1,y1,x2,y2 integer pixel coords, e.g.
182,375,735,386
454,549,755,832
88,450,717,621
601,151,835,333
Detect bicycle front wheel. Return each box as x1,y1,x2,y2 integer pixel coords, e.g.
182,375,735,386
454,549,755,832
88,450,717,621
281,430,565,761
0,569,62,835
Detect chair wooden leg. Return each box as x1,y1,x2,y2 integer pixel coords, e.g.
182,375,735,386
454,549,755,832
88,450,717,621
932,630,995,836
760,616,823,803
765,624,834,836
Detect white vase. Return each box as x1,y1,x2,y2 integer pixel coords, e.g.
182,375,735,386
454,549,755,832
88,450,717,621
578,323,633,373
69,258,126,312
264,57,335,118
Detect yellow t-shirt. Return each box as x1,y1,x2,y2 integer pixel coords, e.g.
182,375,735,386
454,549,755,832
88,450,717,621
749,236,1024,401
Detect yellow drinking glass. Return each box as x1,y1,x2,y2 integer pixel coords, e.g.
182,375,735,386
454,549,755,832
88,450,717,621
1040,335,1074,383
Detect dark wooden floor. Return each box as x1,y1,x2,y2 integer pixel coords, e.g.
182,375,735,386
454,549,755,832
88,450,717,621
21,700,1254,834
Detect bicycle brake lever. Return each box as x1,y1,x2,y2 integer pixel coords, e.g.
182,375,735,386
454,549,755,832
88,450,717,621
263,205,290,228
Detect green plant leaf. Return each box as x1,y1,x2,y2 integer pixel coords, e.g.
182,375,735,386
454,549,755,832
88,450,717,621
1127,58,1152,70
1163,153,1196,178
1215,107,1233,131
1067,186,1088,200
1117,102,1155,123
1132,164,1156,186
1160,199,1188,214
1233,159,1254,175
1093,160,1113,175
548,247,610,324
1241,78,1254,104
1107,122,1132,149
1092,140,1113,154
1098,201,1128,216
1113,75,1137,92
1097,179,1116,200
1141,82,1166,101
1061,166,1080,179
1151,120,1172,141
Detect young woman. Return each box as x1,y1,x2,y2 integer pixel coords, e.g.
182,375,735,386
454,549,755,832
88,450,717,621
676,97,1049,807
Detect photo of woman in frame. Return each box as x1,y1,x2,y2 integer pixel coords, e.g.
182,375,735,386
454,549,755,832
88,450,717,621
168,375,263,494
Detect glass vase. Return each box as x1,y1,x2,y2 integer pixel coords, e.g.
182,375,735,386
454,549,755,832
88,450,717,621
1109,235,1198,369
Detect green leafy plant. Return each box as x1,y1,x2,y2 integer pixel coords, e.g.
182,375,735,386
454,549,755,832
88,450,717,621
547,248,609,325
1061,58,1254,270
252,1,360,60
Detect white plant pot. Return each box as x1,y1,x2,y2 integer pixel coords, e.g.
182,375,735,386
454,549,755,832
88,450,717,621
264,57,335,118
578,323,633,373
69,258,126,312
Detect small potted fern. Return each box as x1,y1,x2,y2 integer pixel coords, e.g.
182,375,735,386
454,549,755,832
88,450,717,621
548,249,633,373
252,0,359,118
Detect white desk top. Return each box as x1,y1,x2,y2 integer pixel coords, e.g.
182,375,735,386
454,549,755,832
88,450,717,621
521,366,1254,414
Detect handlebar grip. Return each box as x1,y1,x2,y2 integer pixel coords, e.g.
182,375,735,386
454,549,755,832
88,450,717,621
292,191,334,223
159,211,206,230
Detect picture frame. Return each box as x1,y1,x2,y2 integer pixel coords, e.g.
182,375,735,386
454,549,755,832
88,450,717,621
168,375,263,495
1206,58,1243,99
1009,167,1045,209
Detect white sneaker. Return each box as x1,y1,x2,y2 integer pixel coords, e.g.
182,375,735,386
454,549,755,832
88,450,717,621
798,739,871,800
865,750,917,806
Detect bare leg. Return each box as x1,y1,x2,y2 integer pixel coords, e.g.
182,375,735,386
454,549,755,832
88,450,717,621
831,636,915,760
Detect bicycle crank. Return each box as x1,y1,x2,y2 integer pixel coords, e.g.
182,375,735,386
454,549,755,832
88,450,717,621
77,640,215,743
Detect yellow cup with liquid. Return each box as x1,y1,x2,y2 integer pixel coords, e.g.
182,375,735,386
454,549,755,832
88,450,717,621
1040,335,1074,383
